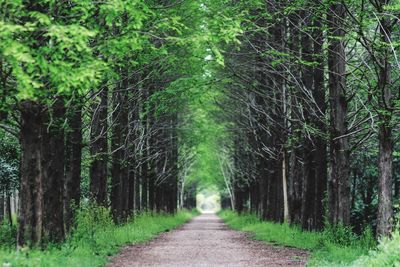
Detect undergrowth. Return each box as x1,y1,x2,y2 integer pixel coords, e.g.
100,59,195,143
351,230,400,267
0,219,17,248
219,210,388,267
0,206,195,267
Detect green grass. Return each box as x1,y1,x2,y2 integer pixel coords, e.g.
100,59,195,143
0,207,196,267
351,230,400,267
219,210,377,266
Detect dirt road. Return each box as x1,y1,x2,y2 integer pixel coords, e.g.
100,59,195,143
107,213,308,267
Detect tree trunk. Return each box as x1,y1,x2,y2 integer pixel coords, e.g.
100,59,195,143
6,193,12,226
42,98,66,243
18,101,44,247
289,148,302,224
147,106,157,212
300,9,316,229
0,193,4,223
287,9,302,226
111,79,129,221
18,100,65,247
376,5,394,238
301,147,315,230
135,169,141,211
377,126,393,236
64,104,82,231
327,2,350,225
313,7,327,230
89,87,109,206
282,151,289,223
127,84,139,215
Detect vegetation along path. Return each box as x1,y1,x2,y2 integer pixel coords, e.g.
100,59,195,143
107,213,308,267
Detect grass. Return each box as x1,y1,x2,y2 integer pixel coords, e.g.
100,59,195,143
351,230,400,267
219,210,377,267
0,206,196,267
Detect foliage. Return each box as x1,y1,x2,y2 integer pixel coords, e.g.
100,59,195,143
0,206,194,267
351,230,400,267
0,220,16,248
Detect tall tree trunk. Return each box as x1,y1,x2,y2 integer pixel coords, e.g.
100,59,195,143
42,98,66,243
6,193,12,226
313,9,327,230
327,2,350,225
170,114,178,213
89,87,108,206
301,148,315,229
64,103,82,231
147,102,157,212
110,97,122,221
376,10,393,237
127,88,138,215
18,100,66,247
135,168,141,211
300,8,316,230
111,79,129,221
287,9,302,226
18,101,44,247
140,85,150,211
377,126,393,236
0,193,4,223
289,148,302,224
282,151,289,223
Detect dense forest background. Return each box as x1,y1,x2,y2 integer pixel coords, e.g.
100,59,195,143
0,0,399,261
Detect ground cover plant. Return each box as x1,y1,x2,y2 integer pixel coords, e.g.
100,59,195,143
0,207,194,267
220,210,400,267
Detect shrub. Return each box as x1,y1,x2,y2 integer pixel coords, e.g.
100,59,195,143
352,230,400,267
0,220,16,248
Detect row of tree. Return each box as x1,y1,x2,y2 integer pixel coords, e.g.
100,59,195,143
218,0,399,237
0,0,235,247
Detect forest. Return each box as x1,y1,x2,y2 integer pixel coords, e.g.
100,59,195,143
0,0,399,266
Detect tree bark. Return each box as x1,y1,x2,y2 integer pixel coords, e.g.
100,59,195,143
282,151,289,223
18,100,66,247
89,87,109,206
18,101,44,247
111,79,129,221
313,10,327,229
327,2,350,225
300,8,316,230
6,193,12,226
42,98,66,243
376,4,394,238
64,103,82,231
0,193,4,223
377,126,393,236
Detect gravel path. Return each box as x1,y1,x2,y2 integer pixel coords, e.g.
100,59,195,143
106,213,308,267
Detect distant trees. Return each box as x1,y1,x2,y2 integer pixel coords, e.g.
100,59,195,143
0,132,19,226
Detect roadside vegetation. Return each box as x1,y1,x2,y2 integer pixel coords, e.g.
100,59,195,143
220,210,400,267
0,207,194,267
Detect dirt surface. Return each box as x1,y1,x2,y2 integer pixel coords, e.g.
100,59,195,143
106,213,308,267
